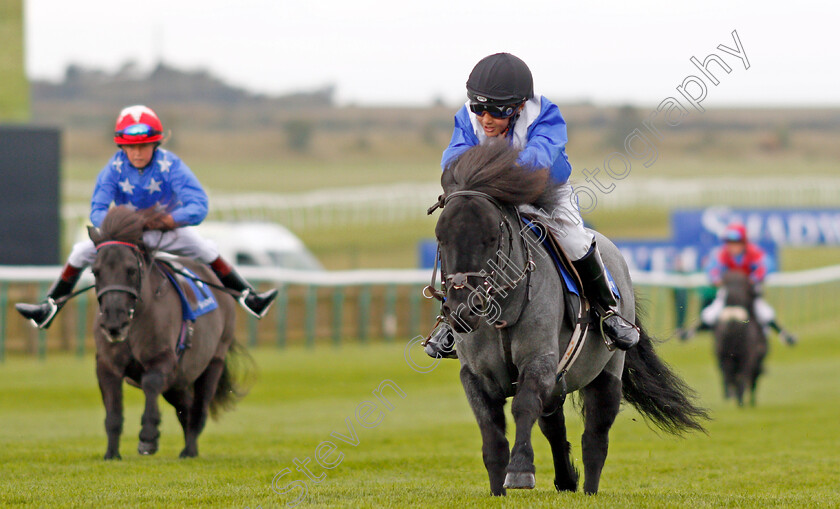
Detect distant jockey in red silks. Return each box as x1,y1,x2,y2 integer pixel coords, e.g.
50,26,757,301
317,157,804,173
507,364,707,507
698,222,797,345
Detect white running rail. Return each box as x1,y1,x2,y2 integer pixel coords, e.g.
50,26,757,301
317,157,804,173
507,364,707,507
3,264,840,288
62,177,840,231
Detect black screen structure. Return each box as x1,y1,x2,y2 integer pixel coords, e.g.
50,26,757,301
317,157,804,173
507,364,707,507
0,125,61,265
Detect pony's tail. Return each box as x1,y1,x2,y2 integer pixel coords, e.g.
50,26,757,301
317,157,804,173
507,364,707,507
210,340,256,420
622,308,710,435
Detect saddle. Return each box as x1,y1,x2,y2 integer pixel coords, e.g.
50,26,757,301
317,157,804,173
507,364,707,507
155,256,219,321
154,256,219,359
520,218,582,330
519,216,622,390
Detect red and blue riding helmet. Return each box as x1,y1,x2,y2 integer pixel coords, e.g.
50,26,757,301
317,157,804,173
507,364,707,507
114,105,164,145
722,223,748,243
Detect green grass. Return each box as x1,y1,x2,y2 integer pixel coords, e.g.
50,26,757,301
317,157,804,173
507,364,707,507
2,328,839,508
64,157,441,200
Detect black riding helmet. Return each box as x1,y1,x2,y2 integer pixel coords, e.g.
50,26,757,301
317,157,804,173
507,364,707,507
466,53,534,105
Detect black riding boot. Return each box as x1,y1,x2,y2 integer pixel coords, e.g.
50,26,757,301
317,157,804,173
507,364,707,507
424,320,458,359
216,269,278,319
573,242,639,350
768,320,798,346
15,269,81,329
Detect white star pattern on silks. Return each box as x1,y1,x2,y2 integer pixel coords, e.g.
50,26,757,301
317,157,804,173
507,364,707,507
158,158,172,173
118,105,157,124
119,179,135,194
145,178,162,194
154,201,167,212
124,203,137,212
112,159,122,173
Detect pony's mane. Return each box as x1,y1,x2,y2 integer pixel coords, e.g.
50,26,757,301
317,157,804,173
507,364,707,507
91,206,173,250
443,141,556,208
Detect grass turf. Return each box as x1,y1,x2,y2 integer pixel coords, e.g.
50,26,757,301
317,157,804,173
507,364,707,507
1,326,839,508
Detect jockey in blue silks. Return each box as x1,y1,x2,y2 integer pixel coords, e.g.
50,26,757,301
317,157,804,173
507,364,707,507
16,105,278,329
425,53,639,359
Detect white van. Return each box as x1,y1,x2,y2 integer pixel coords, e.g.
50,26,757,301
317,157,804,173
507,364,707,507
194,221,323,270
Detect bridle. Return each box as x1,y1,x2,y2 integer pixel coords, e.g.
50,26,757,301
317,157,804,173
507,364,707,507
424,190,535,309
94,240,145,318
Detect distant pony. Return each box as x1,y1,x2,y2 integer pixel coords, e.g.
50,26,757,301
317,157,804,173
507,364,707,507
90,206,250,459
714,271,768,406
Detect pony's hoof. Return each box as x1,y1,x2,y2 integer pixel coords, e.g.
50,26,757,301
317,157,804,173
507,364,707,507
103,452,122,461
503,472,536,489
179,448,198,459
138,441,158,455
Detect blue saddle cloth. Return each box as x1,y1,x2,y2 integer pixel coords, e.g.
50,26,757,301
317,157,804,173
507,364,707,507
160,265,219,321
521,219,620,300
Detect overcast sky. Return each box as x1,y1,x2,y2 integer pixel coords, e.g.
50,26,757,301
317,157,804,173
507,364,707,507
25,0,839,107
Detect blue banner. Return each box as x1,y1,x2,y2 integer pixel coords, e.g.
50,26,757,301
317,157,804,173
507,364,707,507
673,207,840,247
418,240,438,269
613,239,777,274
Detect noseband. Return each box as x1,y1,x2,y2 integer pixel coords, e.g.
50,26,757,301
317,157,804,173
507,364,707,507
95,241,144,310
424,190,535,307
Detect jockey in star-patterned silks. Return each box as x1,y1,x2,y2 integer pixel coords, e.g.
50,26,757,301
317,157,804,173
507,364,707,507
699,222,797,345
424,53,639,360
16,105,278,329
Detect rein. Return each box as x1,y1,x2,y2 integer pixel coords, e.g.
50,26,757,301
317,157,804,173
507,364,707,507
426,189,594,392
424,190,535,308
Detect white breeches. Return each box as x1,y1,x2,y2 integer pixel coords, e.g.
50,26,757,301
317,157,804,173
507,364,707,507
700,288,776,326
518,184,594,261
68,227,220,268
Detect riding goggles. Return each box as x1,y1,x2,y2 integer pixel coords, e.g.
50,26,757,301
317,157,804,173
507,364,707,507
115,123,162,139
469,102,520,119
723,230,746,242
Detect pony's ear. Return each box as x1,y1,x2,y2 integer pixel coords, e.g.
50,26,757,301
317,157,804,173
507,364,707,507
87,225,101,244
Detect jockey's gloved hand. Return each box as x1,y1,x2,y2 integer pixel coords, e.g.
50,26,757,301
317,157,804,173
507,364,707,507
142,213,177,231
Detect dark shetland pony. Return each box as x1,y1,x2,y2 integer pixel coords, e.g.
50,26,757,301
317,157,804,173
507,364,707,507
434,142,709,495
714,271,768,406
90,206,250,459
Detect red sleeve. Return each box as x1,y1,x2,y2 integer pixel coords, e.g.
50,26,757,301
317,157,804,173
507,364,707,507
747,244,767,283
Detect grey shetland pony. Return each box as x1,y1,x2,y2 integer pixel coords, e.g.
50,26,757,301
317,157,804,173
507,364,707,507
90,206,249,459
714,270,767,407
434,143,708,495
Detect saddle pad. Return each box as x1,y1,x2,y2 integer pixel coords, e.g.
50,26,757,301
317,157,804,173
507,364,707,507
158,262,218,321
520,219,620,300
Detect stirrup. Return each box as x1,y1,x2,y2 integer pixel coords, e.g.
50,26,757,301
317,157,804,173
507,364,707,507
238,288,278,319
597,308,639,351
23,297,59,329
238,289,264,319
598,309,618,351
780,330,798,346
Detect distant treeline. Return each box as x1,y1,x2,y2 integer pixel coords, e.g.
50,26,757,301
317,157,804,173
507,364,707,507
32,61,335,109
28,61,840,162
